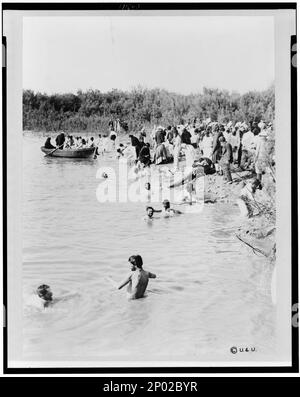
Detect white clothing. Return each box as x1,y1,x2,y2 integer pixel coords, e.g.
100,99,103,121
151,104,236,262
241,130,254,151
201,135,213,159
184,144,195,168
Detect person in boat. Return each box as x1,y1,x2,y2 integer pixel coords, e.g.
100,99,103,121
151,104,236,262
55,132,65,149
44,137,55,149
73,136,79,148
69,135,75,147
116,255,156,300
88,137,95,148
75,136,83,148
63,135,72,149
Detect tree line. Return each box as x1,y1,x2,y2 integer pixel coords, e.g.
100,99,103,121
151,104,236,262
23,85,274,133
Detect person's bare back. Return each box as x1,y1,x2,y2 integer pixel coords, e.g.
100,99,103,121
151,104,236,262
126,269,156,299
118,255,156,300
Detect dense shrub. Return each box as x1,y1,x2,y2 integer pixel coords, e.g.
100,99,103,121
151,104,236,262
23,85,274,133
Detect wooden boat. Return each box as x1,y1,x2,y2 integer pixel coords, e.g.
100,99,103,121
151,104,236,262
41,146,95,159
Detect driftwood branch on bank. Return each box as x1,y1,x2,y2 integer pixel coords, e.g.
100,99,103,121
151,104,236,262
235,234,269,257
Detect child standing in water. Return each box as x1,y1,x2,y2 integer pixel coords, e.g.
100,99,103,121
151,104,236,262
117,255,156,300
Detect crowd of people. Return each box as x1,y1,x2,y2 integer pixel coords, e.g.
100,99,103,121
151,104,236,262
45,118,273,187
44,129,118,154
45,118,273,221
116,118,273,183
116,118,274,222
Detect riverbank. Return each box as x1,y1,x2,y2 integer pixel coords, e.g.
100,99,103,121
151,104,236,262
204,168,276,263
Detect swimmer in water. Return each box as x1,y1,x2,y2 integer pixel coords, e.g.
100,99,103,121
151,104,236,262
143,206,161,221
36,284,54,307
117,255,156,300
144,206,154,220
34,284,79,308
161,199,182,216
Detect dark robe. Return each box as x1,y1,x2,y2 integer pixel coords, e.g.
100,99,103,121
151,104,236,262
211,131,223,163
219,143,233,165
138,144,151,166
129,135,143,159
155,130,165,145
181,129,192,145
44,138,55,149
55,133,65,148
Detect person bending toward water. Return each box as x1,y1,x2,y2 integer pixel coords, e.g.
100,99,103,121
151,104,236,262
116,255,156,300
237,178,262,217
36,284,54,307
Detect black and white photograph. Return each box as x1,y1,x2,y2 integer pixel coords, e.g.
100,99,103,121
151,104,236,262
2,3,298,372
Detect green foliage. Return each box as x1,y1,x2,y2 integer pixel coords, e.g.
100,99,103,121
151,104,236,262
23,85,274,132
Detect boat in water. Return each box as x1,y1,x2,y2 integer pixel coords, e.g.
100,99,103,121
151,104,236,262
41,146,95,159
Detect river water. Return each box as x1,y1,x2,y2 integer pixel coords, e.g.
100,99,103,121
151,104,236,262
22,132,276,364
